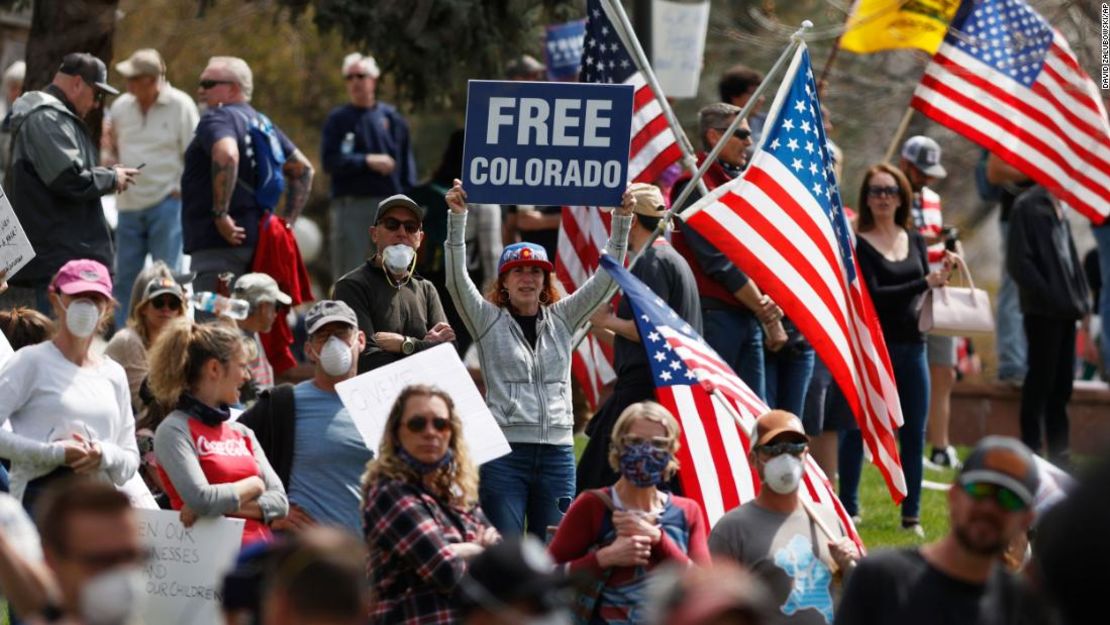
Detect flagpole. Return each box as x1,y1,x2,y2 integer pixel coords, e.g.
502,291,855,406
570,20,813,351
708,387,841,546
883,107,914,163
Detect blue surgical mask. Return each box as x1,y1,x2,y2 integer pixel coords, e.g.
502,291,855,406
618,442,671,487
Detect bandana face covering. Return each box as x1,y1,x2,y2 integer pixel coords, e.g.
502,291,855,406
618,442,671,487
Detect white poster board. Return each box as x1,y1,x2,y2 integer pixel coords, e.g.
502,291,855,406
335,343,511,465
651,0,710,99
136,510,245,625
0,185,34,281
0,330,12,370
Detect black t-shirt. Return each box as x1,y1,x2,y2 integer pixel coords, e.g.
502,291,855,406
835,549,1049,625
854,230,930,344
511,311,538,349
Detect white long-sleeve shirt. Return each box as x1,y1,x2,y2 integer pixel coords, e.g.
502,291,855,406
0,342,139,501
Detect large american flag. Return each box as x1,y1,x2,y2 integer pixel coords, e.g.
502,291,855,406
912,0,1110,224
599,254,863,548
555,0,685,408
680,46,908,503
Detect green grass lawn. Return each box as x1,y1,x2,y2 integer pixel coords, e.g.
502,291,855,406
575,434,961,551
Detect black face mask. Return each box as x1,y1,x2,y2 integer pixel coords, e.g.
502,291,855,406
177,392,231,427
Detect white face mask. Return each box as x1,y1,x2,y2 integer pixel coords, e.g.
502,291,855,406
763,454,804,494
65,298,101,338
319,335,354,377
79,566,145,625
382,243,416,274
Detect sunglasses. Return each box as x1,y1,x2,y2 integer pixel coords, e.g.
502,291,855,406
868,185,900,197
962,482,1028,512
757,441,808,457
378,217,421,234
94,90,107,105
404,415,450,433
714,127,752,141
149,295,182,311
345,73,372,81
199,79,234,90
622,435,673,452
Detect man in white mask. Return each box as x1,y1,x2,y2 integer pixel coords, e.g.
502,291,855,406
332,194,454,373
240,300,373,536
708,411,859,625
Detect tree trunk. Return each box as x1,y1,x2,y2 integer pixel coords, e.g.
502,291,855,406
22,0,119,149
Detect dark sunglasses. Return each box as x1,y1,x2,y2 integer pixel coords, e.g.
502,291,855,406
714,127,751,141
345,73,372,81
868,185,900,197
962,482,1028,512
404,415,451,433
199,79,234,90
378,217,421,234
757,441,808,457
149,295,182,311
94,90,107,105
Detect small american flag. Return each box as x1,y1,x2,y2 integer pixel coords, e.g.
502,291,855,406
913,0,1110,224
555,0,685,408
598,254,863,548
679,45,909,504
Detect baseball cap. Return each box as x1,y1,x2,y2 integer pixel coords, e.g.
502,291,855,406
958,436,1040,507
498,242,554,275
627,182,666,216
233,273,292,306
506,55,546,80
58,52,119,95
305,300,358,335
115,48,165,78
376,195,425,223
141,276,185,303
900,135,947,179
51,259,113,299
457,535,572,615
753,410,806,446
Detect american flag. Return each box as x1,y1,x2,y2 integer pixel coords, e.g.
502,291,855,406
679,46,909,503
912,0,1110,224
555,0,685,409
598,254,863,548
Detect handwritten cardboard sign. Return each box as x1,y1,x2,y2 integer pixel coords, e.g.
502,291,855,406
335,343,511,465
651,0,710,99
0,185,34,281
136,509,244,625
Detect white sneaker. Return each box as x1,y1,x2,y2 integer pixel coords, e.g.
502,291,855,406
930,446,962,470
900,522,925,538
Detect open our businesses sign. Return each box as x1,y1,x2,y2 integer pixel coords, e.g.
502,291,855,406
462,80,634,207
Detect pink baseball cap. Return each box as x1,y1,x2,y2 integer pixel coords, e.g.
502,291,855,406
51,259,113,299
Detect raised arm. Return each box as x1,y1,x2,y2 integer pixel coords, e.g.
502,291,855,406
444,180,500,342
555,191,635,330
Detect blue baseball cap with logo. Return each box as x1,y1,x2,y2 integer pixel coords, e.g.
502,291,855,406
498,242,554,275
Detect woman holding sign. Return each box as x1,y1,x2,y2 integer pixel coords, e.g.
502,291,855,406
149,319,287,545
445,179,634,538
362,384,499,625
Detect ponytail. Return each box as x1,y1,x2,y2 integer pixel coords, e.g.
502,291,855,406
147,319,243,406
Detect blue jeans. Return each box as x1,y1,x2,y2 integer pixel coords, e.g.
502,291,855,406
838,341,929,520
704,308,766,400
479,443,575,539
996,221,1027,380
765,345,816,417
114,195,184,327
1094,224,1110,374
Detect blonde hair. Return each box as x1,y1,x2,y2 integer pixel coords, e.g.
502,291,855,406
147,319,245,406
607,401,682,479
361,385,479,507
127,261,181,347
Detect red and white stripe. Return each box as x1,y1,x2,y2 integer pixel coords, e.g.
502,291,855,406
655,326,864,549
912,34,1110,224
681,153,909,504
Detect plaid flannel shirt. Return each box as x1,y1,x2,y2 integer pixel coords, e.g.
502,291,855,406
363,477,494,625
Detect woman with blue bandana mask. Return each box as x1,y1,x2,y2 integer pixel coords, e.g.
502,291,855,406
361,384,500,625
549,402,710,624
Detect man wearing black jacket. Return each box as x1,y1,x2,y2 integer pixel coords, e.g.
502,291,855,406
1006,185,1089,466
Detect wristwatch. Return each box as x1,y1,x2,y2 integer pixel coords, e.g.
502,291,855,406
401,337,416,355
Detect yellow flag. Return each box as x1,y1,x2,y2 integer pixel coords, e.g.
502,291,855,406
839,0,961,55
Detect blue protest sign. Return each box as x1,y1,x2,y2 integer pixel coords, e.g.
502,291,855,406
462,80,634,207
545,19,586,81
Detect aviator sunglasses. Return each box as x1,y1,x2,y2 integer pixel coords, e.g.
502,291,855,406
404,415,450,433
378,217,421,234
962,481,1028,512
756,441,808,457
149,295,182,311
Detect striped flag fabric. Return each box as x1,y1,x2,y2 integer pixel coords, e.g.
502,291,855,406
912,0,1110,224
598,254,863,548
679,45,909,503
555,0,685,408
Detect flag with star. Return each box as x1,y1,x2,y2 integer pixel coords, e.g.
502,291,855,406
679,45,909,504
557,0,685,410
912,0,1110,224
598,254,864,548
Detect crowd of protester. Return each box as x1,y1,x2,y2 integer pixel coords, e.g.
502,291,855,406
0,44,1104,625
